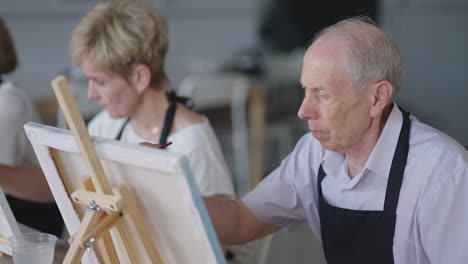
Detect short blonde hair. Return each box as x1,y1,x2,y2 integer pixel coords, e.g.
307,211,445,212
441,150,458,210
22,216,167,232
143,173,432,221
0,17,18,74
70,0,169,87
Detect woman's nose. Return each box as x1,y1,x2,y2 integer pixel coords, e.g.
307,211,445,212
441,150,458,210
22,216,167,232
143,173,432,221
87,80,99,100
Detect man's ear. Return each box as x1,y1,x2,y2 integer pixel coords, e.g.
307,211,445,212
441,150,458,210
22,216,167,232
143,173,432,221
369,80,393,118
131,64,151,94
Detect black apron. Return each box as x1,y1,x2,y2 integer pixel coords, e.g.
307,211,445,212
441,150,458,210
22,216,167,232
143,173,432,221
318,108,410,264
6,195,64,237
115,91,192,146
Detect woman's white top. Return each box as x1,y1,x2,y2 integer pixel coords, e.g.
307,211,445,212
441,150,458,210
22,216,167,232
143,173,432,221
88,110,235,198
0,81,40,166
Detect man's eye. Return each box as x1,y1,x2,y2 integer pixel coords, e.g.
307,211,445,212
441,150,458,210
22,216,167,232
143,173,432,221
319,93,329,99
315,92,333,105
314,91,328,99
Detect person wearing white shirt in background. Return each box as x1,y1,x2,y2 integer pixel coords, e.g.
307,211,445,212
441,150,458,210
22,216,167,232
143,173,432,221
204,17,468,264
69,0,235,201
0,17,63,236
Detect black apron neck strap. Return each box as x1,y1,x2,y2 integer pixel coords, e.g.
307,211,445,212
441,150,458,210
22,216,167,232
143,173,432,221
383,107,410,212
115,99,178,147
158,101,176,145
159,89,196,145
318,106,411,214
318,164,326,187
114,90,192,147
115,118,130,141
166,90,194,109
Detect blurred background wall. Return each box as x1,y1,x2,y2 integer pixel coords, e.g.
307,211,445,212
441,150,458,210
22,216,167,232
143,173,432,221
380,0,468,149
1,0,467,263
0,0,258,99
2,0,466,145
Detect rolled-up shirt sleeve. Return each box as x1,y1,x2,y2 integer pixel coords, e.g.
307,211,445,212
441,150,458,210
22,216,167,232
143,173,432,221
242,165,306,230
242,134,321,231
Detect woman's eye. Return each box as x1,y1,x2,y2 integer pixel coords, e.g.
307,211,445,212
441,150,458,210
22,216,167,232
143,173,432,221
93,78,104,86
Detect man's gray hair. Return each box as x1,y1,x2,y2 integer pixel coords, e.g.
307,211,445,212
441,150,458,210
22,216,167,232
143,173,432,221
311,17,404,97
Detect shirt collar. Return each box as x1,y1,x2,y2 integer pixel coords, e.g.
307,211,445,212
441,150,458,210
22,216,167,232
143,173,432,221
322,150,345,176
322,102,403,179
364,103,403,178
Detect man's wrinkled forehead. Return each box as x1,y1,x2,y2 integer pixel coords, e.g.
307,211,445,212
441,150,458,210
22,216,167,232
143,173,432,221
303,37,351,72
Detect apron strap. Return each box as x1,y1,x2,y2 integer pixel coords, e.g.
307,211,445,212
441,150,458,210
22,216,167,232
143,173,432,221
115,90,191,148
158,101,176,146
115,118,130,141
317,106,411,214
383,107,410,213
166,90,194,109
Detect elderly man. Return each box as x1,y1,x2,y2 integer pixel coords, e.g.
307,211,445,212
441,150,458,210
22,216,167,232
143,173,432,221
205,17,468,263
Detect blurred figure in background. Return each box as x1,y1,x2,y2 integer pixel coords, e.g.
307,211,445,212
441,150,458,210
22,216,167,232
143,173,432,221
0,17,63,236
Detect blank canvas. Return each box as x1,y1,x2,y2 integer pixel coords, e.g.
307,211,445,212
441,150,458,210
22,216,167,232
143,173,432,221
24,122,226,264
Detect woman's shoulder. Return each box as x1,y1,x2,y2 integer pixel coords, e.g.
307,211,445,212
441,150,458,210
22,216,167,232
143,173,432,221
173,104,204,133
0,81,28,104
169,114,218,151
0,81,37,121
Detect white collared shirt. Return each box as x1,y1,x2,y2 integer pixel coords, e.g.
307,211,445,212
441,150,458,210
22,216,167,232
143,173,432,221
243,103,468,264
0,81,40,167
88,110,235,198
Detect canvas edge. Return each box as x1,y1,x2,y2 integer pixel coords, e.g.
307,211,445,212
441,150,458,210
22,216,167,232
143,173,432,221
181,157,227,264
24,122,100,263
0,187,20,255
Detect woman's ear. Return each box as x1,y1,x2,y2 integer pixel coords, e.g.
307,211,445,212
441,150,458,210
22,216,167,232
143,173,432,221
369,80,393,118
131,64,151,94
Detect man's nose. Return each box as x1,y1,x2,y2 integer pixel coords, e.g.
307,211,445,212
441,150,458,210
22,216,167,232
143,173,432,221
297,98,319,120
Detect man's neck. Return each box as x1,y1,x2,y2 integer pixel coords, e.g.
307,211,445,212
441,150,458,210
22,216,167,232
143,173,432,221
345,104,393,178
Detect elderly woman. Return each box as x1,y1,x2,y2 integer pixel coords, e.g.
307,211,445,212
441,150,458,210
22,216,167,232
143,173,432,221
70,0,235,199
0,17,63,236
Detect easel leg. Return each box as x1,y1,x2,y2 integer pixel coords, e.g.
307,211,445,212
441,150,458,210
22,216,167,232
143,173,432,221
96,232,119,264
109,219,141,263
116,185,163,263
63,210,104,264
79,176,119,264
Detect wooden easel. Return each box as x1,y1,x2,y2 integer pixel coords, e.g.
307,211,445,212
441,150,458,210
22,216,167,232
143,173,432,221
51,76,163,264
0,187,21,257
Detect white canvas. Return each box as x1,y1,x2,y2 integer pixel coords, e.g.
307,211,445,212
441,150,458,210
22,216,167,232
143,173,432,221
0,187,21,255
24,122,226,264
